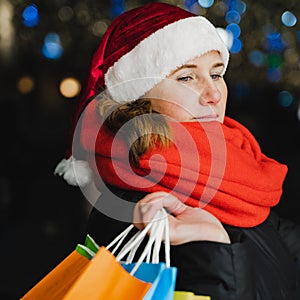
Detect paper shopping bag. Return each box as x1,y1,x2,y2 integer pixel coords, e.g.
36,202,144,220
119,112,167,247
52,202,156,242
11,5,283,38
149,266,177,300
173,291,211,300
122,262,177,300
63,246,152,300
21,248,90,300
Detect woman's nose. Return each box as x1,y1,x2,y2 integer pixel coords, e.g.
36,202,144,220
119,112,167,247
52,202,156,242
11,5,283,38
198,81,221,105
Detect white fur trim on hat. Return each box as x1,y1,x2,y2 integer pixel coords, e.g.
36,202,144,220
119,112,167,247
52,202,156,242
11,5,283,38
54,156,92,187
105,16,229,103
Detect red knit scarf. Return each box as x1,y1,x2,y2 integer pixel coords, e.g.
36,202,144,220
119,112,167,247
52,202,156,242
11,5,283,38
81,100,288,227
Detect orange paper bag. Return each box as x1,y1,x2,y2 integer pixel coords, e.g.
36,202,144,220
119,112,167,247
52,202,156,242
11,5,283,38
21,249,89,300
63,246,152,300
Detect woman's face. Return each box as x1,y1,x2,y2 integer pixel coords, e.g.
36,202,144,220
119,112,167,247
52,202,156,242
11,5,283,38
144,51,228,123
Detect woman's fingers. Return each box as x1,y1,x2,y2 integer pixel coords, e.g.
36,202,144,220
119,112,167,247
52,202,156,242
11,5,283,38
139,192,186,215
133,192,185,228
133,192,230,244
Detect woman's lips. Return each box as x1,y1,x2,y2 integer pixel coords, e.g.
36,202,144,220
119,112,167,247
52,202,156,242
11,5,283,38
193,114,219,121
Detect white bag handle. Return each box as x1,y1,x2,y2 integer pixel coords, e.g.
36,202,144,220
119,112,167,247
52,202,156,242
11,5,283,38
106,209,170,275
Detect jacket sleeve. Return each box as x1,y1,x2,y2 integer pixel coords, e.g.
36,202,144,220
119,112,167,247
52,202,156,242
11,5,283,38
171,227,256,300
85,187,256,300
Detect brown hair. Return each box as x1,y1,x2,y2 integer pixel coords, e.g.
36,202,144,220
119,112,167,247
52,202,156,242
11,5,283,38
97,94,171,167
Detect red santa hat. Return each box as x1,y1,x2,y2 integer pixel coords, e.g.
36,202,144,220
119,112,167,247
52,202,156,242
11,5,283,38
54,2,230,187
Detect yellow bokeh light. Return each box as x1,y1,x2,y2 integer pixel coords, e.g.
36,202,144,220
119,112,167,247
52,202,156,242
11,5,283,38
17,76,34,94
59,77,81,98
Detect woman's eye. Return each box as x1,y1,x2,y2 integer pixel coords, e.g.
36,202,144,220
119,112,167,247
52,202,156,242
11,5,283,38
177,76,193,82
211,74,222,80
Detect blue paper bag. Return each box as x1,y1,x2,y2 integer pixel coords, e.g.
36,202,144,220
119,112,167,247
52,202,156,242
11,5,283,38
122,262,177,300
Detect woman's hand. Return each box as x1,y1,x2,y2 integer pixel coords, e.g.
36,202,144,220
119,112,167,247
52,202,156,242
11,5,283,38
133,191,230,245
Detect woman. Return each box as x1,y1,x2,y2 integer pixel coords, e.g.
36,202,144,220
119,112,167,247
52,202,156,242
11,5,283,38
55,2,300,299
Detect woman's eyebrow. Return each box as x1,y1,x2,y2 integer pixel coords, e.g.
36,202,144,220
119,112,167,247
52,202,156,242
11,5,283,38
170,62,225,76
170,64,197,75
212,62,225,69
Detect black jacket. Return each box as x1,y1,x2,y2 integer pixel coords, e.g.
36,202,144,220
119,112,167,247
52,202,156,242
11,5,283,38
86,187,300,300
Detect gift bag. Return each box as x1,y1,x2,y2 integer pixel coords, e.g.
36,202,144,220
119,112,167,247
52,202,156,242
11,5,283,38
64,208,177,300
118,209,177,300
173,291,211,300
21,233,101,300
21,209,176,300
63,246,152,299
21,245,90,299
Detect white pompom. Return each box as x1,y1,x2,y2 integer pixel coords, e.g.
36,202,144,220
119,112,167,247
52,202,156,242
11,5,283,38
54,156,92,187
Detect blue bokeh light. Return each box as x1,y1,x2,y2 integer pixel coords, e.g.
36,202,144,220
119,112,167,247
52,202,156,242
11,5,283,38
22,4,39,27
249,50,265,67
42,32,63,60
226,23,241,38
230,38,242,53
235,0,247,14
184,0,198,10
281,11,297,27
226,10,241,24
267,67,281,82
278,91,294,107
265,32,285,53
110,0,125,17
198,0,214,8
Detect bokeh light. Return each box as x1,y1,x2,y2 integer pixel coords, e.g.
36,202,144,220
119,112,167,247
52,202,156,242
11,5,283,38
267,53,283,68
281,11,297,27
59,77,81,98
91,21,108,37
0,0,14,60
22,4,39,27
278,90,294,107
249,50,265,67
267,67,281,82
265,32,285,53
198,0,214,9
58,6,74,22
42,32,63,60
110,0,125,17
184,0,195,10
17,76,35,94
226,23,241,38
230,38,242,53
226,10,241,24
235,0,247,15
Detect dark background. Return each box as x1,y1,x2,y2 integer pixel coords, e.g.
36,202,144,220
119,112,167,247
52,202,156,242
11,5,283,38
1,0,299,299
